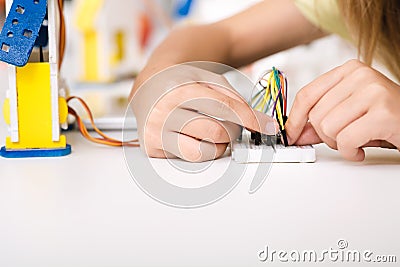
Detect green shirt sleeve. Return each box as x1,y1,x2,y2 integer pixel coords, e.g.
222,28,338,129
294,0,351,41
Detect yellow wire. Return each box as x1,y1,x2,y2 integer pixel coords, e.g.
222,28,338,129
253,69,287,131
257,72,273,112
270,74,285,130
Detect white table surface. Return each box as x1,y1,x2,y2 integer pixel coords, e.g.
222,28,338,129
0,129,399,267
1,63,400,266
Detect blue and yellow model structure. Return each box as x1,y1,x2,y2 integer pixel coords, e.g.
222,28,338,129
0,0,70,158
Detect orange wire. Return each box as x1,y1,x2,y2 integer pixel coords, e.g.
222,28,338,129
58,0,65,69
67,96,140,147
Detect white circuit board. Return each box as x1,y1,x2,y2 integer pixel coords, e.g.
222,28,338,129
231,132,316,163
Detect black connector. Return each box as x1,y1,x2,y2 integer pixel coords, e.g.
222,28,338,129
276,132,282,145
282,115,289,147
283,115,288,125
254,132,262,146
39,46,44,62
281,130,289,147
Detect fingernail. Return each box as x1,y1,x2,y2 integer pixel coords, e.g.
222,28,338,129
265,122,277,135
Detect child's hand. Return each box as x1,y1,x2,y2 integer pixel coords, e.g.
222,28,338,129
286,59,400,161
131,65,277,162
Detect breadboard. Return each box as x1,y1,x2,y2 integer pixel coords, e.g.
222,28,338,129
231,132,316,163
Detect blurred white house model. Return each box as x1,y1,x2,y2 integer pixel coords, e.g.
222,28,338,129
74,0,149,83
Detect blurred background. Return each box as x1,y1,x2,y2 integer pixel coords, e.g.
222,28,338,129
0,0,359,131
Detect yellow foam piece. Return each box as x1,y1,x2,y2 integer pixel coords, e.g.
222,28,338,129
59,97,68,124
111,31,126,66
83,30,99,81
75,0,104,31
3,98,10,125
6,63,66,150
74,0,105,82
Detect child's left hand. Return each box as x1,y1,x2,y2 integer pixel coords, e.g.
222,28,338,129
285,59,400,161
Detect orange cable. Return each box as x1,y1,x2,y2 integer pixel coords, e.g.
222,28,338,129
67,96,140,147
58,0,66,69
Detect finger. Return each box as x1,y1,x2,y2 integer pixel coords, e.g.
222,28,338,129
163,108,241,143
307,76,359,146
363,140,396,149
336,112,389,161
288,110,336,148
144,148,177,159
319,87,373,140
162,131,228,162
291,122,323,145
308,114,338,149
286,60,365,143
310,65,377,124
179,115,240,144
175,84,277,135
199,81,246,103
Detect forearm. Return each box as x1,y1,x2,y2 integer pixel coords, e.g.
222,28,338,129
132,24,232,92
132,0,327,95
221,0,328,66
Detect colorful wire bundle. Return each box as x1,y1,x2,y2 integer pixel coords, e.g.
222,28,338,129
251,67,289,146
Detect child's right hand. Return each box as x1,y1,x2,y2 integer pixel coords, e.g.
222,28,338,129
286,60,400,161
130,64,277,162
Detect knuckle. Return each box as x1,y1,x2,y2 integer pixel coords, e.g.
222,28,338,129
308,108,320,125
352,65,375,80
296,88,314,108
207,124,227,142
369,82,387,93
171,85,196,103
336,131,352,150
320,119,334,138
356,82,383,103
371,108,392,131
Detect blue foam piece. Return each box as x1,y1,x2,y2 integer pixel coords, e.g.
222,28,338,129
175,0,193,18
0,0,48,67
0,144,71,158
